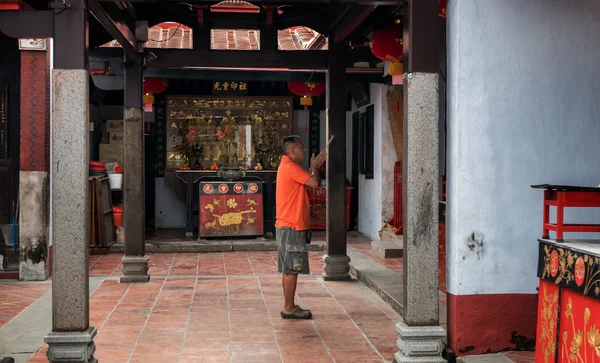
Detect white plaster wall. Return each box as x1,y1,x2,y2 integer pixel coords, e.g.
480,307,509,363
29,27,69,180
356,84,396,241
447,0,600,295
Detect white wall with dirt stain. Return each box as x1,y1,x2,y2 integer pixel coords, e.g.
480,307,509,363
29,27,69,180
446,0,600,295
353,83,397,241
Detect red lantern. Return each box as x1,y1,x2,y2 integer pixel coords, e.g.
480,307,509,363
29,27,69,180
370,22,403,76
143,78,169,112
439,0,447,18
0,1,20,11
287,81,326,110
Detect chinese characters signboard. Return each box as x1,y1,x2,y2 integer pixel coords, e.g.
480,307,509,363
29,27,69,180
212,81,248,96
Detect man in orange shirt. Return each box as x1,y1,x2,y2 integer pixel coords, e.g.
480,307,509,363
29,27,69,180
276,135,326,319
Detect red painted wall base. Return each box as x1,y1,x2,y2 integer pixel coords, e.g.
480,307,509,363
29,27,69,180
0,271,19,280
447,292,538,355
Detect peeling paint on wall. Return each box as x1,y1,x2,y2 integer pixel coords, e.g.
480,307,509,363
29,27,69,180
18,171,49,280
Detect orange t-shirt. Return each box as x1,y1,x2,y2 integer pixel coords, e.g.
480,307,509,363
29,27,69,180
275,156,311,231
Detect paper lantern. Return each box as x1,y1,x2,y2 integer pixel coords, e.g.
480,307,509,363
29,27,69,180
287,81,326,110
143,78,169,112
439,0,447,18
370,22,403,76
0,1,20,11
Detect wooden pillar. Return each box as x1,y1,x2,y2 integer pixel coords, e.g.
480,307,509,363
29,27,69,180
193,25,210,50
323,40,350,281
44,0,97,361
394,0,446,362
19,41,51,281
261,5,277,51
120,52,149,282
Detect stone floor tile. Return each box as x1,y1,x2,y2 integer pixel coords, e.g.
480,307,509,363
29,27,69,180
502,351,535,363
180,357,230,363
0,248,448,362
129,352,181,363
328,349,384,362
457,354,513,363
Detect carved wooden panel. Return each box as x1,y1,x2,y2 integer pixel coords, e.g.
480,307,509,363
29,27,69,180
166,96,292,170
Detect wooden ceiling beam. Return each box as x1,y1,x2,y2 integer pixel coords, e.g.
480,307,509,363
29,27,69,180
100,0,403,5
146,49,328,69
89,0,138,58
330,4,376,43
87,47,330,69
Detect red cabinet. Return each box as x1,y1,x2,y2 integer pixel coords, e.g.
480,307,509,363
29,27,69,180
536,240,600,363
306,187,352,230
199,181,264,238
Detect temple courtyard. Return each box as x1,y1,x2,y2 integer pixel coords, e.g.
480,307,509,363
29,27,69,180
0,236,534,363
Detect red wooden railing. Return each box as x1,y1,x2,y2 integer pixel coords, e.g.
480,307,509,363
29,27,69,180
388,161,403,235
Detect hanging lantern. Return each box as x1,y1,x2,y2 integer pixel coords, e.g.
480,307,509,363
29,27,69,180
143,78,169,112
370,21,403,77
288,81,325,132
287,81,326,110
439,0,447,18
0,1,20,11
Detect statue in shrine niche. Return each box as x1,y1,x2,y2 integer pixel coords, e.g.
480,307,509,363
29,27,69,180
221,110,237,126
207,115,217,137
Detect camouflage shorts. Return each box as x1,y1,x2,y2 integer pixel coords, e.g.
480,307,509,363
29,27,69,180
276,227,310,275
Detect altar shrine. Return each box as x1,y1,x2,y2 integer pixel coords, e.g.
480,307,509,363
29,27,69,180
534,185,600,362
167,93,351,237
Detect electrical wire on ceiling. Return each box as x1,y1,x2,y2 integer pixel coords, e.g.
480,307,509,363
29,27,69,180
147,22,183,42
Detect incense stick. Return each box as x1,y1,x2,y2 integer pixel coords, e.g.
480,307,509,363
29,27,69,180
325,135,335,150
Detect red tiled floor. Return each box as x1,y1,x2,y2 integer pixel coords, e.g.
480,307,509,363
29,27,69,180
21,250,404,362
6,236,535,362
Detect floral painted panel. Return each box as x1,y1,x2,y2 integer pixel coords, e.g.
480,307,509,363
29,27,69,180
536,280,559,363
559,288,600,362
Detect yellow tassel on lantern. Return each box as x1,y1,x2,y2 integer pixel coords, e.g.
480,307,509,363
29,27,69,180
143,93,154,104
143,93,154,112
389,61,403,76
300,95,313,108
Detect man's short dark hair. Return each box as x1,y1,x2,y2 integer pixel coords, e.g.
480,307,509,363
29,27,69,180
282,135,301,155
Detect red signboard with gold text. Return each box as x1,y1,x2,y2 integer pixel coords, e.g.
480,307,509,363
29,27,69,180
199,182,264,238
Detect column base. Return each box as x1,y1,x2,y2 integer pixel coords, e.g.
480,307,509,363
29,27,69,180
45,326,97,363
393,321,446,363
120,255,150,283
322,254,351,281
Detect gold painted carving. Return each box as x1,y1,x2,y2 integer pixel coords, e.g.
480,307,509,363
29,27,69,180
542,246,600,296
539,284,558,363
